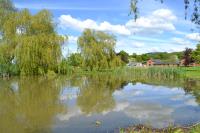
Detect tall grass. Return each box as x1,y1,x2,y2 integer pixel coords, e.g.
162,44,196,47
76,66,185,80
125,67,184,80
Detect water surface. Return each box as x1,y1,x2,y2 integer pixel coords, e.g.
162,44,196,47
0,74,200,133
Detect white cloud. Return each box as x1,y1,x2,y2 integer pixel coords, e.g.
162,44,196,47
68,35,78,43
126,9,176,34
185,99,199,107
173,30,188,35
170,93,199,107
59,9,198,54
152,9,177,21
57,106,82,121
171,37,192,45
147,47,165,53
124,102,174,128
115,36,190,54
61,35,79,57
117,39,144,48
186,33,200,41
131,41,145,48
59,9,177,36
114,89,144,97
167,47,185,53
59,15,131,35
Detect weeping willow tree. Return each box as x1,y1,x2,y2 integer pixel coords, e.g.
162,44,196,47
130,0,200,25
0,4,64,75
0,0,16,32
78,29,122,71
15,10,64,75
0,0,17,75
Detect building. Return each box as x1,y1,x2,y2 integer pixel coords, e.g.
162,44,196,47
127,62,143,67
147,59,179,66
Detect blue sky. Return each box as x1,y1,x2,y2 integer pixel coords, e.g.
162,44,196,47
13,0,200,55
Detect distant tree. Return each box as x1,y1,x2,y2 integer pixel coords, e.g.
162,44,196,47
68,53,83,67
192,44,200,64
130,0,200,26
183,48,193,66
131,53,137,58
172,52,183,59
133,52,183,63
157,53,168,60
141,54,150,61
165,55,179,64
78,29,122,70
117,50,129,64
136,55,142,62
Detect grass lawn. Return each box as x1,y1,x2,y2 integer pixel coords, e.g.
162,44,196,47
180,67,200,79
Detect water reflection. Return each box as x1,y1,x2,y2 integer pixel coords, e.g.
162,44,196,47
0,77,66,133
0,74,200,133
76,74,127,114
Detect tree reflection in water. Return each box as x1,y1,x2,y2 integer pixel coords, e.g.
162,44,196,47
76,74,129,114
0,74,200,133
0,77,66,133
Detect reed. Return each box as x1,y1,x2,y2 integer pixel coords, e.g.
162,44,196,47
123,67,184,80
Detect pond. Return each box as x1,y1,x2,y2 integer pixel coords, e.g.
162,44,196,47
0,74,200,133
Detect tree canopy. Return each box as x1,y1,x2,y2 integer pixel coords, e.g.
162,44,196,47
130,52,182,63
117,50,129,64
182,48,193,66
0,1,65,76
78,29,122,70
68,53,83,67
192,44,200,64
0,0,16,31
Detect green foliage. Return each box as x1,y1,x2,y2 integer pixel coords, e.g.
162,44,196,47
192,44,200,64
164,55,179,64
131,52,182,63
117,50,129,64
0,6,64,76
58,59,73,75
180,67,200,79
0,43,19,76
0,0,17,76
0,0,16,32
16,33,63,75
183,48,193,66
190,125,200,133
78,29,122,71
68,53,83,67
127,67,182,80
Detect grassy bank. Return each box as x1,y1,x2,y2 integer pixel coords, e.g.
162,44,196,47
123,66,200,80
1,65,200,80
179,67,200,79
120,124,200,133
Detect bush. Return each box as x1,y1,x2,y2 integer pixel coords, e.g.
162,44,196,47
58,59,73,75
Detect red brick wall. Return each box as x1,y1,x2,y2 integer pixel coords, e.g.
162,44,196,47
147,59,154,66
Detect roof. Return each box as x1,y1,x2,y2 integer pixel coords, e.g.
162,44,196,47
149,59,180,65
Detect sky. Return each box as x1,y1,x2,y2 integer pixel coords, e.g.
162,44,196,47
13,0,200,56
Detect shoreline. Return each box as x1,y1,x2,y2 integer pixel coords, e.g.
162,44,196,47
120,123,200,133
